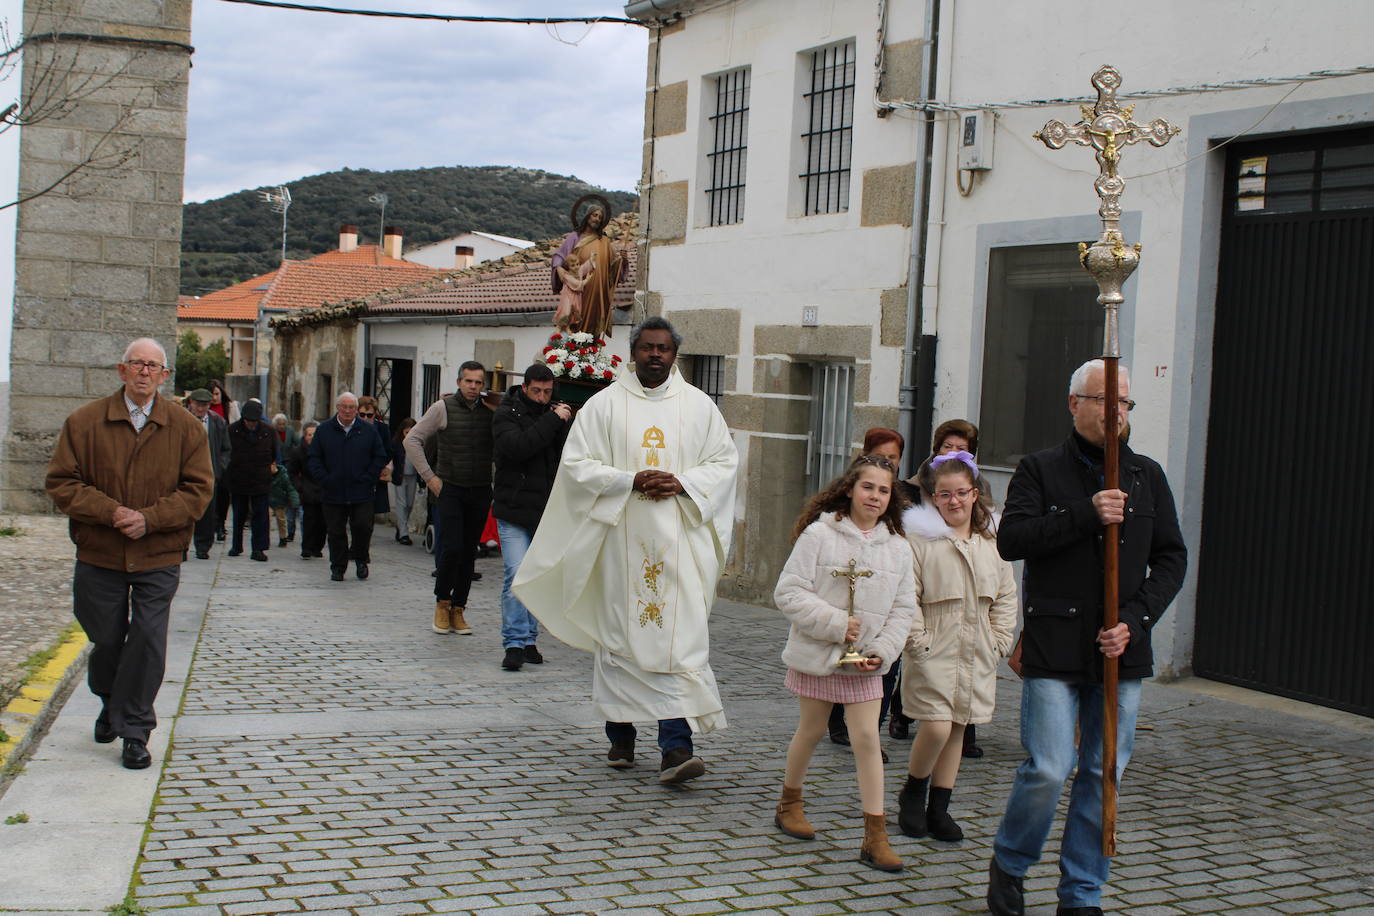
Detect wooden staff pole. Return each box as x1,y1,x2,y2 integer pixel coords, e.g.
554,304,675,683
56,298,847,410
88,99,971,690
1101,354,1121,857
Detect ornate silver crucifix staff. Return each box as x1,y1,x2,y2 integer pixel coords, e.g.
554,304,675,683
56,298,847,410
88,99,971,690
832,559,873,666
1034,65,1179,857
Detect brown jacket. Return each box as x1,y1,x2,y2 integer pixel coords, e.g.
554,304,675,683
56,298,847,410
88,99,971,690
46,389,215,572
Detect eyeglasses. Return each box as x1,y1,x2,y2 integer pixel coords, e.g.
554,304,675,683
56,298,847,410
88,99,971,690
123,359,165,374
854,455,896,472
358,412,376,418
934,487,977,503
1073,393,1136,412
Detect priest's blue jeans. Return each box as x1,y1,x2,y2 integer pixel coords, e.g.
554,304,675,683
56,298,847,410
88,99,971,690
992,676,1141,909
605,719,692,754
495,520,539,649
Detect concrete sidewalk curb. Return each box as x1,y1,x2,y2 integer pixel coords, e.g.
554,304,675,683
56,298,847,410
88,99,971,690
0,627,88,781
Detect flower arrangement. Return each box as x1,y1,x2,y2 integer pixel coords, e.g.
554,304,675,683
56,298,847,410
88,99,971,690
541,331,622,382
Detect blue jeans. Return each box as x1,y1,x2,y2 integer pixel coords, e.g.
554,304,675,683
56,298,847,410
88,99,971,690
496,520,539,649
605,718,692,755
993,677,1142,908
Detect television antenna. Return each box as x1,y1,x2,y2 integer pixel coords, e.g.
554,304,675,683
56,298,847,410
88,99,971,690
259,185,291,262
368,192,389,247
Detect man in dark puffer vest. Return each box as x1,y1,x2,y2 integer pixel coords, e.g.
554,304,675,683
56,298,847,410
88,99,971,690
492,363,573,671
404,361,494,636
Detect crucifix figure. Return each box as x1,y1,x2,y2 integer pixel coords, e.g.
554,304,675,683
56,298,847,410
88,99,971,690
1035,65,1179,857
831,558,873,666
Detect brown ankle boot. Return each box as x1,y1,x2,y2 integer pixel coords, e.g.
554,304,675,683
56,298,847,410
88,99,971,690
774,785,816,840
432,600,452,634
859,813,903,872
451,606,472,635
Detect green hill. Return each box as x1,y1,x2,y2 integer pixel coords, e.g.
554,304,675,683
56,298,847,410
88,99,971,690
180,165,638,294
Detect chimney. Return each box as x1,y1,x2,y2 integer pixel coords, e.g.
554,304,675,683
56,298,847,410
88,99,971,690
382,225,404,260
454,245,475,270
338,224,359,252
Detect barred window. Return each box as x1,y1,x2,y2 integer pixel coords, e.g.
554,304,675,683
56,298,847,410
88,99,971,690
421,363,440,412
686,354,725,404
705,68,750,226
809,362,855,490
800,41,855,216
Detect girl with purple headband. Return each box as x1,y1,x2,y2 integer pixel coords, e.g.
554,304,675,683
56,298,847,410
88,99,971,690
896,450,1018,844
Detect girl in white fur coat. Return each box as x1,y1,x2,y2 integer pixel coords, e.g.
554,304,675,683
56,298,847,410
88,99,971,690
773,455,921,872
897,452,1018,843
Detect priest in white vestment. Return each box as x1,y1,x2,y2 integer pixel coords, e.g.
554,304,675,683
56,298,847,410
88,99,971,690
514,317,739,784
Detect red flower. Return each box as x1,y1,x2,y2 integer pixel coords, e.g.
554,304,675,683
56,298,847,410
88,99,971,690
546,354,558,363
603,370,614,379
542,345,553,354
595,338,606,347
564,360,575,370
551,332,562,341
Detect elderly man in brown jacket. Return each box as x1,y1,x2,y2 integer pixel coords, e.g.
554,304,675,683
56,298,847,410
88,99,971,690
45,338,214,770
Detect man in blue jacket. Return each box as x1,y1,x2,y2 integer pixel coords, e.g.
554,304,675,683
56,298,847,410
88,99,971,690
308,391,389,582
986,360,1187,916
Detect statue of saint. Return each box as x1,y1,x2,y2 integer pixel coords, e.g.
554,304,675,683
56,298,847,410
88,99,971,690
552,194,629,337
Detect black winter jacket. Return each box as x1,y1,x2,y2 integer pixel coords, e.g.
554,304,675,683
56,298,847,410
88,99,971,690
997,431,1187,682
307,416,388,505
287,442,320,505
492,385,571,531
226,419,277,496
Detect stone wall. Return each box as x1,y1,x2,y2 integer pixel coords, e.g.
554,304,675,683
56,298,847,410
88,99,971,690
1,0,193,511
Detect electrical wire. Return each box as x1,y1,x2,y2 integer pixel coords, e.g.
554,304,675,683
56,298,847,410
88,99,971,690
214,0,645,27
882,64,1374,114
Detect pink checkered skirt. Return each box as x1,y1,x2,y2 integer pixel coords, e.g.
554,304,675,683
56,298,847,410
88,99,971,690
785,668,884,703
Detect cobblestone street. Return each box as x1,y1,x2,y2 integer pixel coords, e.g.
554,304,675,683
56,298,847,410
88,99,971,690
2,532,1373,915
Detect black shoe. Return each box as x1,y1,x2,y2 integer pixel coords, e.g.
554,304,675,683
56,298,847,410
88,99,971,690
355,562,369,580
250,551,268,562
471,571,482,581
301,552,311,559
1056,908,1104,916
523,645,544,664
94,720,117,744
330,568,345,581
430,569,438,578
897,774,929,837
828,724,851,746
278,538,288,547
216,530,226,542
987,858,1025,916
658,747,705,784
963,723,984,758
312,551,324,558
888,715,911,740
926,787,963,842
607,743,635,769
501,647,525,671
121,739,151,770
227,547,243,557
195,551,210,560
399,535,413,546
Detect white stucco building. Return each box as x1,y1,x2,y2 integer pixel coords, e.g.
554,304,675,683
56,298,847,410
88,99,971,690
629,0,1374,716
404,231,535,271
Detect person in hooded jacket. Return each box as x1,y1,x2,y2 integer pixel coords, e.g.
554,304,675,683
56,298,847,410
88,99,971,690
491,363,573,670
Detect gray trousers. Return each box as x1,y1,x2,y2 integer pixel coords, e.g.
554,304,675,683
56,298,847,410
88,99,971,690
73,560,180,743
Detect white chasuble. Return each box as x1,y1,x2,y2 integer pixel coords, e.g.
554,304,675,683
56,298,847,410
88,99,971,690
513,366,739,733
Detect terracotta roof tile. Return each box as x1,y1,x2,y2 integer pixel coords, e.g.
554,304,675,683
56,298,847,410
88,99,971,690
306,245,433,268
260,260,443,313
177,270,278,322
367,248,637,317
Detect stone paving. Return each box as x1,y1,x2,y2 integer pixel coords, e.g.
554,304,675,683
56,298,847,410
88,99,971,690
0,514,77,706
5,528,1374,914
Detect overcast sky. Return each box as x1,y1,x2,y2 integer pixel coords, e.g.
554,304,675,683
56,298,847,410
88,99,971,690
184,1,648,203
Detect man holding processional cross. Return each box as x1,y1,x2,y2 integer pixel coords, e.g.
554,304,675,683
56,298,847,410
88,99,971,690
986,67,1188,916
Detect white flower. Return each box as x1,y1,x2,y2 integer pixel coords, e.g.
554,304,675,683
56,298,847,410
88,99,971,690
570,332,594,344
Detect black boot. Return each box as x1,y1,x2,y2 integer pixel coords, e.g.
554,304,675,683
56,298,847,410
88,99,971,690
926,786,963,842
828,705,850,746
896,774,929,837
963,723,984,758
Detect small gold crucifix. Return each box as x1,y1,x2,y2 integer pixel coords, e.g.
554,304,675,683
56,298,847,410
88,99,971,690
832,559,873,666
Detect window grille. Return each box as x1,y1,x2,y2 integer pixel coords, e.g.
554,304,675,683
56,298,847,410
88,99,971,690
800,42,855,216
687,354,725,404
373,358,395,419
706,68,750,226
809,362,855,490
422,364,440,412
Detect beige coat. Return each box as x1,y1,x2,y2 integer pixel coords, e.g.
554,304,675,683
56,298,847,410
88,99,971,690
775,512,923,677
901,526,1018,723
